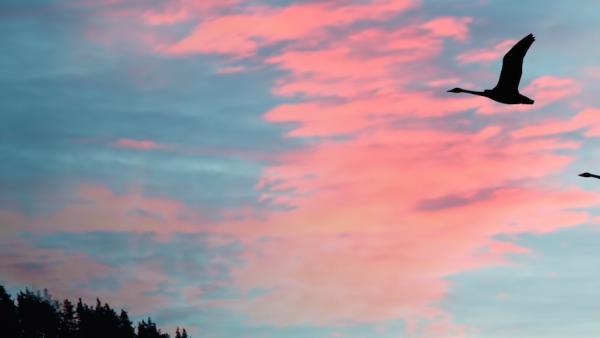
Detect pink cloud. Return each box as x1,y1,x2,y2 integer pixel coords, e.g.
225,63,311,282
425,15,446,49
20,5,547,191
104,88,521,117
457,39,517,63
3,131,599,333
512,108,600,139
526,76,583,106
111,138,171,151
427,77,461,87
141,0,242,26
0,184,213,237
163,0,417,56
0,238,175,316
0,239,113,292
421,17,472,41
264,23,474,100
151,2,597,331
217,65,247,74
474,76,582,115
264,92,483,137
582,66,600,79
222,126,598,326
257,24,480,136
143,8,190,26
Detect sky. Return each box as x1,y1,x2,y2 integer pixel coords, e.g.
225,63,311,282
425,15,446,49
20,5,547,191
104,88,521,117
3,0,600,337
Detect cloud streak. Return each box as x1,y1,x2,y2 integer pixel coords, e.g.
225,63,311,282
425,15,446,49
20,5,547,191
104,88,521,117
111,138,172,151
457,39,517,64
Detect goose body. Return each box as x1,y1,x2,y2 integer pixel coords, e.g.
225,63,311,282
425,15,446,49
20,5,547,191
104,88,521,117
448,34,535,105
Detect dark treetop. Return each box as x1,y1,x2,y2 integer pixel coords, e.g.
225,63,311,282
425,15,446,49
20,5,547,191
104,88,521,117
0,285,191,338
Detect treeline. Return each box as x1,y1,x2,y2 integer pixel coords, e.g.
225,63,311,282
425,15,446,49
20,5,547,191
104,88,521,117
0,285,190,338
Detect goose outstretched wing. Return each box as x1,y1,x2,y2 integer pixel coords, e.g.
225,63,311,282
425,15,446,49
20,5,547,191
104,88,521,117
493,33,535,92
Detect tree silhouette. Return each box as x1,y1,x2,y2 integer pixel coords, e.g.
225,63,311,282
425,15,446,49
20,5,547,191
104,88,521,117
17,289,60,338
58,299,77,338
175,326,191,338
0,285,19,337
117,309,136,338
76,297,93,338
138,318,170,338
1,285,188,338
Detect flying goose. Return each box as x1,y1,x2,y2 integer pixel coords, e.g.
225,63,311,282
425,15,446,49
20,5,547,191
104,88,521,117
448,34,535,104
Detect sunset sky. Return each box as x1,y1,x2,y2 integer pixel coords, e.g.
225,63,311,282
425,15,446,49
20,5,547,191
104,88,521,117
4,0,600,337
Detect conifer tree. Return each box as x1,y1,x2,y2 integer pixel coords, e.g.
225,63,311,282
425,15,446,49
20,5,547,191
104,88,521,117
0,285,19,337
59,299,78,338
117,309,136,338
17,288,60,338
138,318,170,338
1,285,185,338
76,297,93,338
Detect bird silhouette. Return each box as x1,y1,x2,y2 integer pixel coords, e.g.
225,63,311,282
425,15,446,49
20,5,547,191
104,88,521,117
448,33,535,104
579,172,600,179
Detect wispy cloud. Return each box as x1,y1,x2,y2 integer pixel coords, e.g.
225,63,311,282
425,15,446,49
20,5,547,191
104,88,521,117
111,138,172,151
457,39,517,63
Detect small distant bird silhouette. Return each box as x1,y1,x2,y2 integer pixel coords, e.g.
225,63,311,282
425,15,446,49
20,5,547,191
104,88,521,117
579,172,600,179
448,33,535,104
